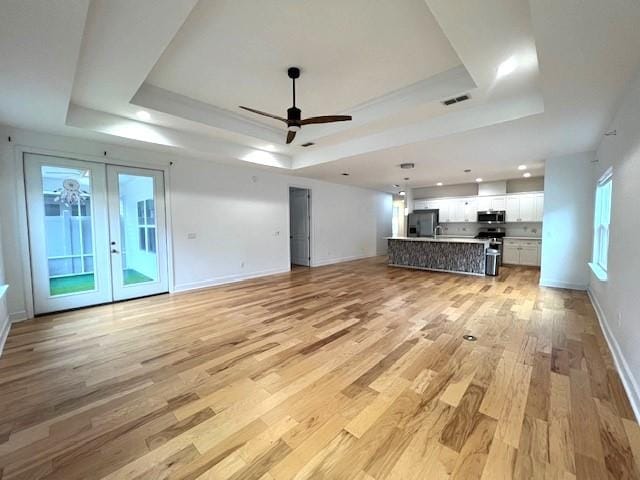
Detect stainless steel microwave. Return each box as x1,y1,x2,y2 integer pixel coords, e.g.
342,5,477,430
477,210,506,224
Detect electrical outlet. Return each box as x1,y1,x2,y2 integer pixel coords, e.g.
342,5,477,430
187,233,197,239
274,231,280,236
241,261,245,268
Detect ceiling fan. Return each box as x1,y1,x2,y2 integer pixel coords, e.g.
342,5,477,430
239,67,352,144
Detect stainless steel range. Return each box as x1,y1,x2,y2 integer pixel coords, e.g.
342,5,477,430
475,227,506,265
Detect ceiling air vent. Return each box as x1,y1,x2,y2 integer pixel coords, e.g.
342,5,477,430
301,142,315,147
442,94,471,106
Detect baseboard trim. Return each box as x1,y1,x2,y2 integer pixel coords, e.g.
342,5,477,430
588,288,640,422
9,311,28,322
539,278,587,291
173,255,379,292
0,316,11,358
173,267,291,293
311,253,375,267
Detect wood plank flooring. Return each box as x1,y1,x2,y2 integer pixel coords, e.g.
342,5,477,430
0,257,638,479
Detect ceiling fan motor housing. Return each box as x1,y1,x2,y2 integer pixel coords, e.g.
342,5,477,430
287,67,301,79
287,107,301,123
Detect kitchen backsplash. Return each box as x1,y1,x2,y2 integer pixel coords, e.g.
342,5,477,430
440,222,542,237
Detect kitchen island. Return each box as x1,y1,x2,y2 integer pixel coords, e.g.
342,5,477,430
387,237,491,276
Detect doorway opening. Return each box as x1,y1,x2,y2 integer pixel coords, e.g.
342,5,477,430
289,187,311,267
24,153,169,315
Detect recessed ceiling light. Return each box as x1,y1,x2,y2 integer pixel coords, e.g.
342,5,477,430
464,169,471,173
341,172,349,176
496,56,518,79
436,182,443,186
399,191,406,196
523,172,532,178
475,178,483,182
136,110,151,121
403,177,410,181
392,184,400,188
518,164,527,171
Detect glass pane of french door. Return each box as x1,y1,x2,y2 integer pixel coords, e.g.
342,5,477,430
107,165,168,301
24,154,112,314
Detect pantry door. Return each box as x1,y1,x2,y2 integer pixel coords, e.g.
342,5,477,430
24,154,113,314
106,165,168,301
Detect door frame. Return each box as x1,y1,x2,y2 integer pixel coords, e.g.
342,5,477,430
287,184,312,268
14,145,175,319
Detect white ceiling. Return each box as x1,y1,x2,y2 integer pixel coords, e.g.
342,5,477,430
147,0,462,118
1,0,639,193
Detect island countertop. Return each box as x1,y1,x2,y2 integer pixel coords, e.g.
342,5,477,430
386,236,490,245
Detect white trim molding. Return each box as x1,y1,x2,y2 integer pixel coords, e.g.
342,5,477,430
173,267,291,293
539,279,588,291
0,285,10,356
0,315,10,357
311,253,377,268
588,288,640,421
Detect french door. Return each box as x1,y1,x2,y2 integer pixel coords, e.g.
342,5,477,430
24,154,168,315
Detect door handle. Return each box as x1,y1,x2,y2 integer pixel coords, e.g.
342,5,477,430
111,249,119,254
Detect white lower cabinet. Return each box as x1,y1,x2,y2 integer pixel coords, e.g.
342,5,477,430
502,239,542,266
502,245,520,264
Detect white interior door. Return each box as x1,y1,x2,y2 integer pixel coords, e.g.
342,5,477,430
24,154,112,314
107,165,168,301
290,187,310,266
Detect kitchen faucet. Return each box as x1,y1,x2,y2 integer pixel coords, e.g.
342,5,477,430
434,225,443,238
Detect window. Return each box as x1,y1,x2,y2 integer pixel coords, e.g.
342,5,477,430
137,199,156,253
590,169,612,281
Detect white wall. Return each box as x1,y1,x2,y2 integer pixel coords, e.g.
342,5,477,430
411,176,545,199
0,126,392,319
540,152,595,290
589,68,640,419
170,156,390,290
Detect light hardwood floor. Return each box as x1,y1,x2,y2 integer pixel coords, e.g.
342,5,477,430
0,257,638,479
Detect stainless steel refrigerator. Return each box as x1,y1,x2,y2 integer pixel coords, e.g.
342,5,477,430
407,209,439,237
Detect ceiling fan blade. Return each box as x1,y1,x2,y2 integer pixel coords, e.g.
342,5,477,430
286,130,297,144
239,106,287,123
300,115,352,125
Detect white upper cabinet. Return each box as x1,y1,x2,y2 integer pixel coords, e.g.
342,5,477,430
451,198,466,222
519,195,536,221
414,192,543,223
505,193,544,222
506,196,521,222
414,199,428,210
477,195,506,212
534,193,544,221
477,196,491,212
463,197,477,222
438,200,451,223
491,196,507,211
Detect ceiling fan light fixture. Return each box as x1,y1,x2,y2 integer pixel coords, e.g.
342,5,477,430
288,125,301,132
